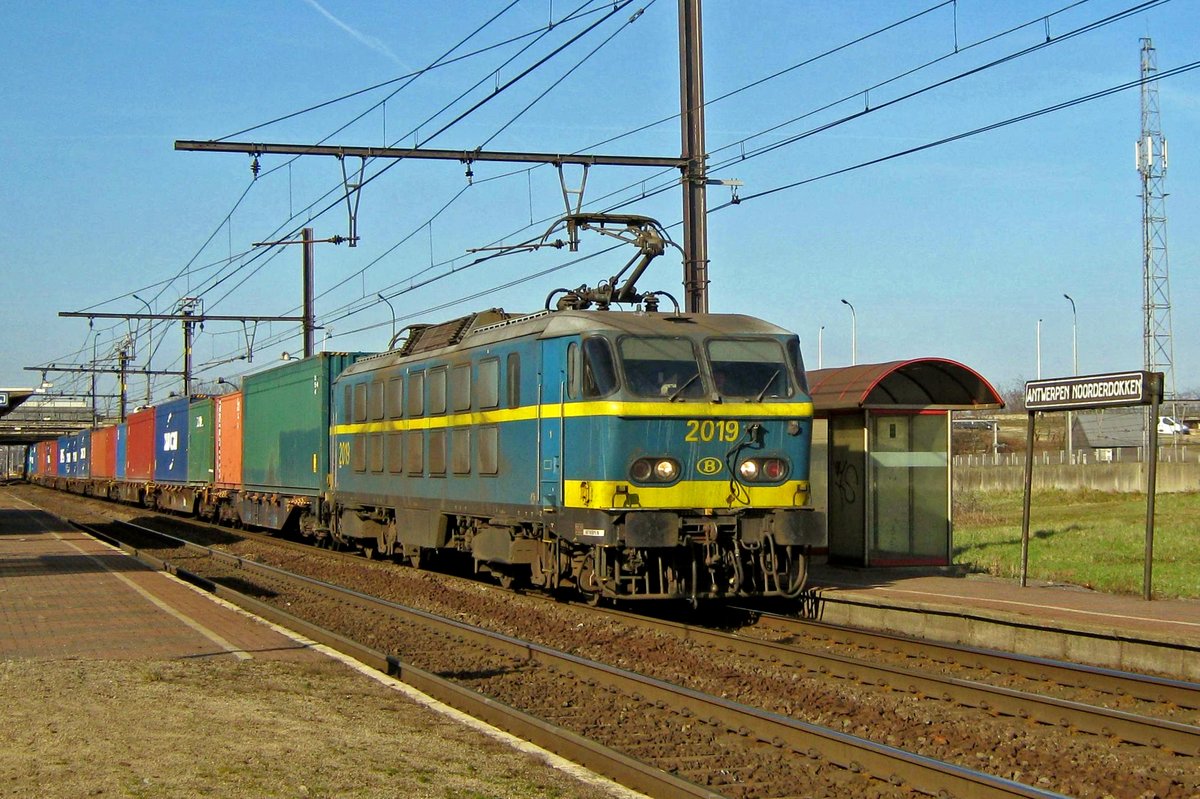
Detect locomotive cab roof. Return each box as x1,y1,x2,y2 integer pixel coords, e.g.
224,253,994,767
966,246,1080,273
343,308,796,375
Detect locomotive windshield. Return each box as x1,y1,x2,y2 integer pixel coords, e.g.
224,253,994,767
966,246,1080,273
707,339,793,399
619,337,705,398
614,334,801,400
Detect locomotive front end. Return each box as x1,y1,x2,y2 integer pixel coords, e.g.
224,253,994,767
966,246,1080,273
553,313,818,602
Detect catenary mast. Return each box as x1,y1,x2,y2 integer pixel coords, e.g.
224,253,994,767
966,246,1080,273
1137,38,1175,401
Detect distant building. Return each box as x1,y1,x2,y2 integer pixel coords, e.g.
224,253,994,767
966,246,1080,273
1073,408,1144,461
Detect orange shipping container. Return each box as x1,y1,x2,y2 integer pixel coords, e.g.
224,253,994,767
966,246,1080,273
215,391,243,488
91,426,118,479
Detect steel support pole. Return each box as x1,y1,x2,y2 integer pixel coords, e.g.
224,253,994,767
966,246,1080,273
679,0,709,313
303,227,315,358
1144,374,1161,600
1019,412,1036,588
118,350,129,423
182,313,194,397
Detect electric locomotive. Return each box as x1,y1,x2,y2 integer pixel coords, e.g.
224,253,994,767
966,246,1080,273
328,302,818,602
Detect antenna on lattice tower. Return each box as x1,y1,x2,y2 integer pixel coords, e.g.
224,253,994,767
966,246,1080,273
1136,37,1176,400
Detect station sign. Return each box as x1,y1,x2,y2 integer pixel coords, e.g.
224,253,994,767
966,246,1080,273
1024,371,1161,412
0,392,7,408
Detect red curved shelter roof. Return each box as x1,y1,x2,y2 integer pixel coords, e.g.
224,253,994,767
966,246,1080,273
805,358,1003,414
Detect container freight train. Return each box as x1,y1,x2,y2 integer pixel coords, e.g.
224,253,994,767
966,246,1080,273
28,306,819,602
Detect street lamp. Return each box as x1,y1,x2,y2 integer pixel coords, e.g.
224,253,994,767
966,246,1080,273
818,325,825,369
132,293,153,406
1064,294,1078,463
840,299,857,366
1063,294,1078,374
378,293,396,347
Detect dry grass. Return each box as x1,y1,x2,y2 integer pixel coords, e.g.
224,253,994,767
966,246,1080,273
0,658,623,799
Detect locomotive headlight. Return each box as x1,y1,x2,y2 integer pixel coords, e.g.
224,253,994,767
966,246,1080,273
630,457,681,484
739,460,759,480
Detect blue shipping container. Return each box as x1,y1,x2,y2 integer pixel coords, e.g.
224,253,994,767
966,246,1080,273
57,435,71,477
74,430,92,479
115,423,128,480
154,397,191,483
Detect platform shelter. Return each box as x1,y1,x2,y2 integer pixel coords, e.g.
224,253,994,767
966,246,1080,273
806,359,1003,567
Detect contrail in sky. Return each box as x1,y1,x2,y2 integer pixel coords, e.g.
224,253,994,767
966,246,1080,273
303,0,410,68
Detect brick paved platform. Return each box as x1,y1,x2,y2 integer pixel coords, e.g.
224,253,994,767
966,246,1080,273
0,494,325,662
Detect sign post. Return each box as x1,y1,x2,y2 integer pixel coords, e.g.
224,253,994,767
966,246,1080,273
1021,371,1164,599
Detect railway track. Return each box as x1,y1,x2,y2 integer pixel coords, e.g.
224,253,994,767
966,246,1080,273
75,515,1070,799
15,486,1198,797
137,509,1200,752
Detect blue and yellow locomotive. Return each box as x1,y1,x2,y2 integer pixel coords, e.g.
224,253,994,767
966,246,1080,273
330,305,817,602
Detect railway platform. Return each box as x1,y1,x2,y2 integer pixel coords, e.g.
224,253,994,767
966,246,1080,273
0,498,327,662
803,562,1200,680
0,490,640,799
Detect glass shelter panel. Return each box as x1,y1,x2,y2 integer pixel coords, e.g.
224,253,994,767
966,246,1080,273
868,411,949,565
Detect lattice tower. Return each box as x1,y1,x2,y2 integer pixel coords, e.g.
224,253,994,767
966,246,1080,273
1137,37,1176,399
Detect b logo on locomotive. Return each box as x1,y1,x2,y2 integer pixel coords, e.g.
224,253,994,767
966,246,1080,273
696,457,723,476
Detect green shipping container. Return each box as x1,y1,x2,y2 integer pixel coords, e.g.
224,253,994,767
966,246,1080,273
187,397,215,485
242,352,368,494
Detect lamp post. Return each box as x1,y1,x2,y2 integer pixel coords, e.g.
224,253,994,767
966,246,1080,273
132,293,153,407
378,293,396,347
1064,294,1078,463
840,299,856,365
818,325,824,369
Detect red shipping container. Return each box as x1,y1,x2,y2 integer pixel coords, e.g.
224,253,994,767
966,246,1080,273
215,391,243,488
37,441,56,477
125,407,156,481
34,439,51,475
91,426,118,479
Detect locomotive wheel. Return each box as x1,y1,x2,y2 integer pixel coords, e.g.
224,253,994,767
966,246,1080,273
576,552,604,605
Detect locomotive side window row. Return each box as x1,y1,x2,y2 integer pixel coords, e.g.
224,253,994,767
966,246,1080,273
354,428,498,476
345,352,516,478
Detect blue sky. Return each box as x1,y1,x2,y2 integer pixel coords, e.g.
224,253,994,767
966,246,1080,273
2,0,1197,411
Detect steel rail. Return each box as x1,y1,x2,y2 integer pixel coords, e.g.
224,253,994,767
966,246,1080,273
600,607,1200,755
734,605,1200,712
87,518,1071,799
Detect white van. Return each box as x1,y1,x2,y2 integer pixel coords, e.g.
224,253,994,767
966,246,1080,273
1157,416,1190,435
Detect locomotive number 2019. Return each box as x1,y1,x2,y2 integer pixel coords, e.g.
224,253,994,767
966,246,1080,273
684,420,740,443
337,440,352,467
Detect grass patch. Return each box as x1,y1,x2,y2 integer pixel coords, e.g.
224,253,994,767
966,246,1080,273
953,489,1200,599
